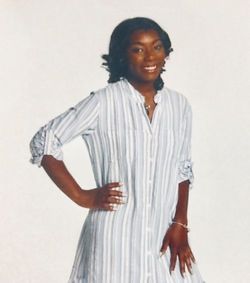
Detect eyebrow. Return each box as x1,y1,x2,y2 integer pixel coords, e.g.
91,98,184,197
129,39,162,45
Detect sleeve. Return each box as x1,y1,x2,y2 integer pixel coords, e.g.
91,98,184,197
29,91,100,167
177,100,194,189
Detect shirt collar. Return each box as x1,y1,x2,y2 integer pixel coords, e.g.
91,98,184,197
121,77,162,104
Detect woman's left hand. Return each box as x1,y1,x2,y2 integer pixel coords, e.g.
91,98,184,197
160,223,195,277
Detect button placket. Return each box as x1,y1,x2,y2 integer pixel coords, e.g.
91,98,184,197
146,135,154,281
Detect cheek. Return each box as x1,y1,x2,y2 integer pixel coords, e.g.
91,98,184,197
126,63,140,76
158,54,167,68
127,54,143,68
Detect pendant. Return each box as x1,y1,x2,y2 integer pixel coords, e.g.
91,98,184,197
144,103,151,115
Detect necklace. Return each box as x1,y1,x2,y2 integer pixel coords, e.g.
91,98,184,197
144,103,151,115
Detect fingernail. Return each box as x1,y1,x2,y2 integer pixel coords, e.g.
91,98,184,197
159,251,165,257
114,196,121,200
119,182,124,186
122,193,128,197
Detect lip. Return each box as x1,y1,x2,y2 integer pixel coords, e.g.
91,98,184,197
143,64,157,72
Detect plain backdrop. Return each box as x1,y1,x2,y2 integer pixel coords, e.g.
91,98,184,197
1,1,250,282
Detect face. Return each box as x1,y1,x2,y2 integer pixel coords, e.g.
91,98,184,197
125,29,167,85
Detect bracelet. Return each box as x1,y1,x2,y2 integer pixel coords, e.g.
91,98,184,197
171,221,190,232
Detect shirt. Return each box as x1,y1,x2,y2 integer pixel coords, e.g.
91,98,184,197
29,78,204,283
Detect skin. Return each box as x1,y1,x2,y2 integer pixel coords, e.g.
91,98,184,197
41,28,195,278
160,180,196,276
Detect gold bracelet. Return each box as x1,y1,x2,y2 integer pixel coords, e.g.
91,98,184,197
171,221,190,232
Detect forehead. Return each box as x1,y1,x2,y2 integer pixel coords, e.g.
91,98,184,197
128,29,161,44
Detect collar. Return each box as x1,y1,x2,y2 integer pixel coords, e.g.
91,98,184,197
121,77,162,104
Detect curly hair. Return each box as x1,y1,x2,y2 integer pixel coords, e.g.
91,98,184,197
102,17,173,91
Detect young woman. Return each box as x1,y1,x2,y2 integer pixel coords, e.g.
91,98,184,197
30,17,204,283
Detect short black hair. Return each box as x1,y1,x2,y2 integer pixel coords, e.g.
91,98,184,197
102,17,173,91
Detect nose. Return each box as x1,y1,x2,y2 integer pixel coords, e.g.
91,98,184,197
144,48,154,61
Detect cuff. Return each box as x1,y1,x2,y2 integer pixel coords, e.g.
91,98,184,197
177,159,194,189
29,126,63,167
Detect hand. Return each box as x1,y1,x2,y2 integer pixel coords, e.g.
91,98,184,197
160,223,195,277
75,182,127,211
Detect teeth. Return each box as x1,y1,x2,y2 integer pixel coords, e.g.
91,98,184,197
144,65,156,71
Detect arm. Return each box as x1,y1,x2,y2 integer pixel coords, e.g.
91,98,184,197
173,180,190,225
160,100,195,276
40,155,125,210
41,155,83,205
30,92,125,211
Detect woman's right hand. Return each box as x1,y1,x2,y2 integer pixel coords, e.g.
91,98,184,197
74,182,127,211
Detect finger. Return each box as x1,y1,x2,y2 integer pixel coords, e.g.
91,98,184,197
108,196,126,205
106,182,123,189
189,249,196,263
106,183,126,198
178,253,186,277
185,256,193,275
160,237,169,256
170,249,177,273
104,202,118,211
108,189,127,198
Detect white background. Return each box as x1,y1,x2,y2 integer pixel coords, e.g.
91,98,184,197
1,1,250,282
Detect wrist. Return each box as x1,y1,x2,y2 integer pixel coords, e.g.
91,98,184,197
170,220,190,232
72,187,87,205
172,216,188,226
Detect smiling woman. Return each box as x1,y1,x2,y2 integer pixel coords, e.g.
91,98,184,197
126,29,167,85
29,17,205,283
102,17,173,91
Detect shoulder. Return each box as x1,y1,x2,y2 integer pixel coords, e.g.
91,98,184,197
163,86,192,113
90,80,125,102
163,86,190,104
90,81,117,96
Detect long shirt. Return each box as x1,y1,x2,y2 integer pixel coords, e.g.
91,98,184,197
29,78,204,283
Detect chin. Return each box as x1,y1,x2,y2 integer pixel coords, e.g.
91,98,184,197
127,69,161,85
140,69,162,81
141,74,160,83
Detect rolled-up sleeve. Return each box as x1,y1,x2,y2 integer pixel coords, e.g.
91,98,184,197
29,91,100,167
177,100,194,189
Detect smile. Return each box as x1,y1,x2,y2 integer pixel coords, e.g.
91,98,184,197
143,65,157,72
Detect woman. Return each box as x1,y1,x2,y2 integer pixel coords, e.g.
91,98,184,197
30,17,204,283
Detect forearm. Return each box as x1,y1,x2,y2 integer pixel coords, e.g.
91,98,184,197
41,155,85,204
173,180,190,225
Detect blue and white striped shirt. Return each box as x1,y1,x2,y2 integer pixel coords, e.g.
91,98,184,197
30,78,204,283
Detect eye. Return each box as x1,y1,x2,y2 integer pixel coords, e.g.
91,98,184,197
154,43,163,51
131,47,144,53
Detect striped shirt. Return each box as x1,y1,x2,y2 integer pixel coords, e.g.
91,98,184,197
30,78,204,283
